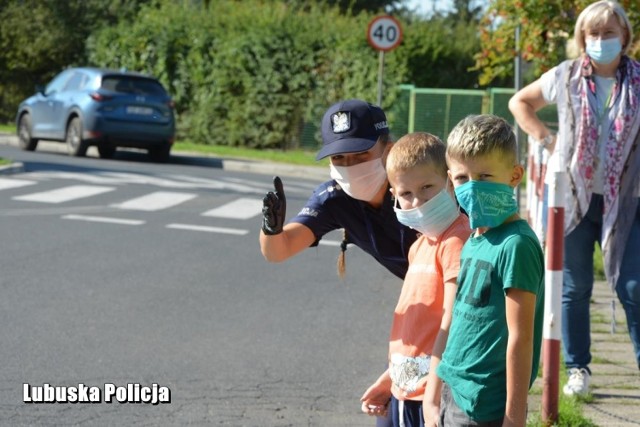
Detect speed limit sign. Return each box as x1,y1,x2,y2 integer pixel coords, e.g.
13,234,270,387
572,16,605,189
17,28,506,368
367,15,403,52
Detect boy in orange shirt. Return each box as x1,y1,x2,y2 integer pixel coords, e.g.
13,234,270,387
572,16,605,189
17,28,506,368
360,132,470,427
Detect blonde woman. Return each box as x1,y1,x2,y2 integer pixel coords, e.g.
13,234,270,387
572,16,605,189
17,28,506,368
509,0,640,396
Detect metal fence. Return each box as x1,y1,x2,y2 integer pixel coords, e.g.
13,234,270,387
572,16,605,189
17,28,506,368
390,85,559,139
298,85,559,152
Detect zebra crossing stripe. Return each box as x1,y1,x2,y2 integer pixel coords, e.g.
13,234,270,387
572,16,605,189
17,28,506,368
13,185,115,203
112,191,197,211
0,178,36,191
318,240,342,247
166,223,249,235
201,198,262,219
62,214,145,225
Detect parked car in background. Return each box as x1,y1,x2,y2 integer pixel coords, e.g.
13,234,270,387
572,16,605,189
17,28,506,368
16,67,175,162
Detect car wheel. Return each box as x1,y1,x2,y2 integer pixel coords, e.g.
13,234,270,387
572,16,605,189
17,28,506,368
18,114,38,151
97,145,116,159
148,144,171,163
66,117,88,157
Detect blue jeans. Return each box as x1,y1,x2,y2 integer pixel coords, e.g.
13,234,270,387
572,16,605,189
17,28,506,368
562,194,640,369
389,396,424,427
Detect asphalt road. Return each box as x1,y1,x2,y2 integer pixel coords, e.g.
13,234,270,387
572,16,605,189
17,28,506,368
0,141,402,426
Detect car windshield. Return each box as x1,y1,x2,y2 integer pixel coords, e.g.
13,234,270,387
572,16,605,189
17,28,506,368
101,76,167,96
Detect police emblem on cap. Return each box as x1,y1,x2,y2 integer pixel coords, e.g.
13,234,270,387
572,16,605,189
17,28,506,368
331,112,350,133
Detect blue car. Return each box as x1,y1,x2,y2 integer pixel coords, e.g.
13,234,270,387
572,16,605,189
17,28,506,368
16,67,176,162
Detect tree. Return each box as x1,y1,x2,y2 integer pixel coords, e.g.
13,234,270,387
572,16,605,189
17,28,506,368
397,0,487,89
0,0,149,122
451,0,484,23
282,0,398,15
475,0,640,86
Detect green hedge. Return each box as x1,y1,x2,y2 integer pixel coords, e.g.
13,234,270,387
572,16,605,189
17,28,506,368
1,1,486,149
86,1,408,149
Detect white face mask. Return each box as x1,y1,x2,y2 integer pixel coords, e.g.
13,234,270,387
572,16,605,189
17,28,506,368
330,158,387,202
393,189,458,238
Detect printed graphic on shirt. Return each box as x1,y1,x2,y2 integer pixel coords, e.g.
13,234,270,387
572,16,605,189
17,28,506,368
457,257,493,308
406,262,437,275
389,353,431,395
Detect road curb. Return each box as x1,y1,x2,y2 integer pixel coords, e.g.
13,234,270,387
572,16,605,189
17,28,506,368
0,161,24,175
0,132,328,182
221,158,327,181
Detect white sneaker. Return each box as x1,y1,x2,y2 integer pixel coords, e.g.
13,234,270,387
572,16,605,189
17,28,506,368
562,368,590,396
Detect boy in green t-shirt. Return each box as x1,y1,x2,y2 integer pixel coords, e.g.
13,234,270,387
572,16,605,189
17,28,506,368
435,114,545,426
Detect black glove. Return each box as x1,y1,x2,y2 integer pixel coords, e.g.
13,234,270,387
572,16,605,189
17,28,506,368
262,176,286,235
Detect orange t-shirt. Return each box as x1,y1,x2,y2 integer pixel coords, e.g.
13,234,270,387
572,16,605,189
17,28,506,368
388,213,470,401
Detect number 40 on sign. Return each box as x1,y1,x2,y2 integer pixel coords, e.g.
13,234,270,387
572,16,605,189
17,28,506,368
367,15,403,105
367,15,403,52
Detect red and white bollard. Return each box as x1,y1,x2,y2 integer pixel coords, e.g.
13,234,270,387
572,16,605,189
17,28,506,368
542,170,566,423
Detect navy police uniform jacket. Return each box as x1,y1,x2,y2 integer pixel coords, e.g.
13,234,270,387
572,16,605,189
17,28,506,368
290,180,419,279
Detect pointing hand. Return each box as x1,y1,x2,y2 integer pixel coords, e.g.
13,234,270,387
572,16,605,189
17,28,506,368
261,176,286,235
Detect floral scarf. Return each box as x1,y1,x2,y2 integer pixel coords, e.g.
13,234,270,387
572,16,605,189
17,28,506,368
575,55,640,213
562,55,640,288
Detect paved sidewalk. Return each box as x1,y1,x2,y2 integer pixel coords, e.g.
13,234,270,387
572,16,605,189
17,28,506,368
528,280,640,426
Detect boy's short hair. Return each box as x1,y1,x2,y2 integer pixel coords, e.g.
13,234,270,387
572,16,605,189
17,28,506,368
386,132,447,178
446,114,517,164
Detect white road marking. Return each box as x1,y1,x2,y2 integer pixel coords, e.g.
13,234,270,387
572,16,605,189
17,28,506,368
101,172,215,189
13,185,115,203
112,191,197,211
20,171,125,184
318,240,342,247
222,176,318,193
62,214,145,225
0,205,117,217
24,171,261,193
201,198,262,219
0,178,36,190
166,223,249,235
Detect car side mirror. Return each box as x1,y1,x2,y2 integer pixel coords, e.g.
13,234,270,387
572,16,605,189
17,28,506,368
35,85,45,95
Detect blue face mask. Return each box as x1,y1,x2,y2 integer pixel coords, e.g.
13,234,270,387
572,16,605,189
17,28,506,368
393,189,458,238
586,37,622,65
454,181,518,229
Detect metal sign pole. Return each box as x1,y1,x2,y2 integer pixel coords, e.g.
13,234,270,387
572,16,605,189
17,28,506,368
367,15,402,107
377,51,385,106
542,170,565,424
514,24,524,207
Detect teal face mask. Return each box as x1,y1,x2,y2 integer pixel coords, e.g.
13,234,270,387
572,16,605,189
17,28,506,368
454,181,517,229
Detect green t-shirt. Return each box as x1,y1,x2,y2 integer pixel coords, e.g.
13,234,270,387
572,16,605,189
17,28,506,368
437,219,545,422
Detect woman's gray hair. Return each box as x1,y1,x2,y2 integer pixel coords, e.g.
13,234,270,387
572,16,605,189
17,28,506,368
574,0,633,55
